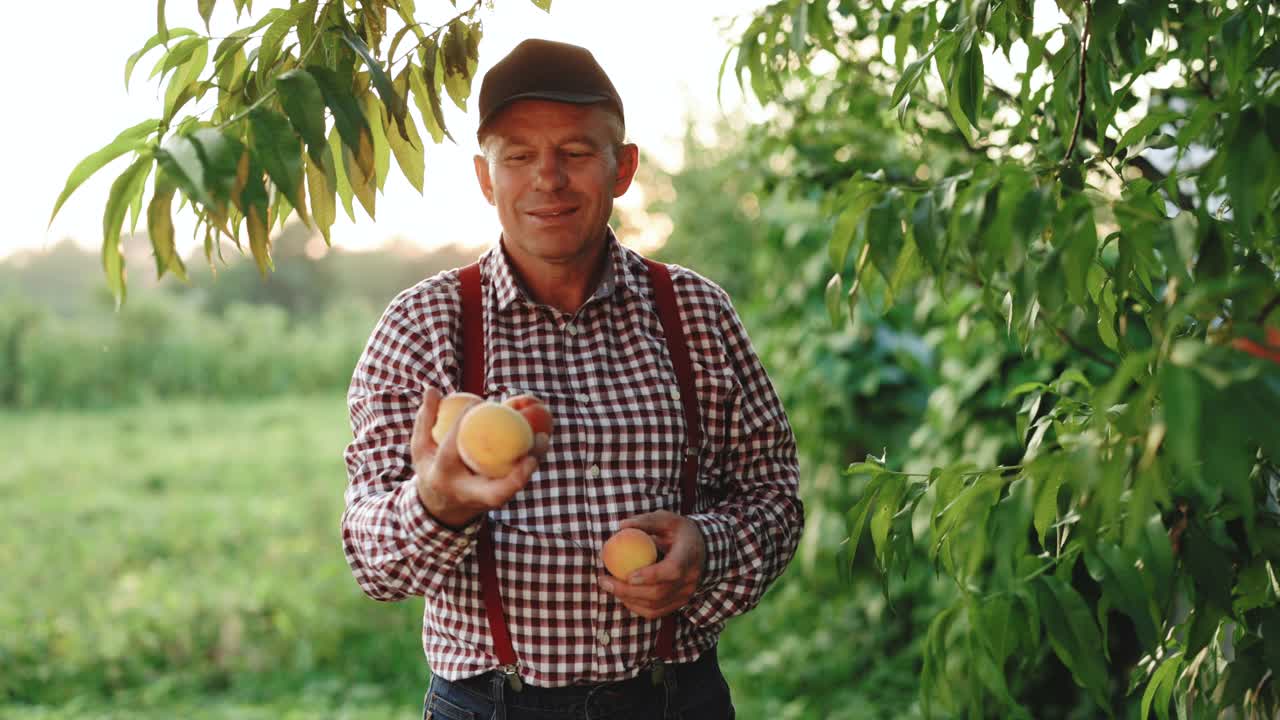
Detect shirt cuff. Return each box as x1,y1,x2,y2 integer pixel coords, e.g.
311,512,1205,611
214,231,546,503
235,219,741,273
687,512,736,592
395,478,482,558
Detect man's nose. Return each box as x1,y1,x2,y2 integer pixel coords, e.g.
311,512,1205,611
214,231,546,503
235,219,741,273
532,151,568,191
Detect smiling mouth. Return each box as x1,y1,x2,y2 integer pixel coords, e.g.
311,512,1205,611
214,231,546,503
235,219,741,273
527,207,579,219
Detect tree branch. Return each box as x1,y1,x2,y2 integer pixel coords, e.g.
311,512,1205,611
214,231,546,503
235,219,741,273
1063,0,1091,163
1256,294,1280,326
1046,316,1118,369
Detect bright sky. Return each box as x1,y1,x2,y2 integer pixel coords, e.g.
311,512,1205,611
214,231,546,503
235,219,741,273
2,1,760,261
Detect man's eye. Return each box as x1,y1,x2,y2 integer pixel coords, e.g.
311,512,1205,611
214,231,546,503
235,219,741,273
505,154,530,162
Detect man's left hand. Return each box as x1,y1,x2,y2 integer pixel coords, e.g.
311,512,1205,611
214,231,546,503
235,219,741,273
598,510,706,620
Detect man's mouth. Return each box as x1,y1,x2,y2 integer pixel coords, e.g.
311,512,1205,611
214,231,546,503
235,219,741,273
527,206,579,219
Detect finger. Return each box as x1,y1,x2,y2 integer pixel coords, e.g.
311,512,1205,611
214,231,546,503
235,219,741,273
599,574,683,607
620,598,686,620
531,432,551,460
618,510,677,535
626,554,686,586
456,455,537,509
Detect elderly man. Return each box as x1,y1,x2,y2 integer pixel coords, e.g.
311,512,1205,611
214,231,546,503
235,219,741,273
341,38,803,719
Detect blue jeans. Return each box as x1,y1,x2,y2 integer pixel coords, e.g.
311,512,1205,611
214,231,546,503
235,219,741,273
422,647,735,720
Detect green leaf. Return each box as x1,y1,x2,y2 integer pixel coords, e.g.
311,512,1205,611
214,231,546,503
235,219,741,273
258,2,311,78
1225,108,1273,238
342,27,406,134
866,189,904,284
102,156,153,307
361,93,391,191
386,100,425,193
1139,652,1182,720
157,0,169,44
1114,110,1177,156
869,474,907,566
891,42,939,109
825,273,844,327
328,128,356,222
194,128,245,209
309,65,374,176
952,39,983,129
49,119,159,227
306,146,337,243
1033,467,1064,548
276,69,328,162
1183,526,1234,615
910,191,943,275
249,107,305,217
162,39,208,123
531,0,551,10
1056,195,1096,306
198,0,215,32
125,28,195,90
830,184,877,270
147,176,187,281
235,153,272,275
845,472,889,566
1159,363,1200,484
1095,543,1159,649
408,60,447,144
1037,574,1108,704
442,24,475,112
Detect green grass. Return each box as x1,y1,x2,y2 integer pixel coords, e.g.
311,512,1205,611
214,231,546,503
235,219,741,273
1,395,426,717
1,395,924,718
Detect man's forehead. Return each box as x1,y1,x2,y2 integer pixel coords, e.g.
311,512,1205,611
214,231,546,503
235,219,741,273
482,100,619,143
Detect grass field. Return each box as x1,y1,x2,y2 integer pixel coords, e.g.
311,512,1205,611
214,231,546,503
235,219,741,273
1,394,922,719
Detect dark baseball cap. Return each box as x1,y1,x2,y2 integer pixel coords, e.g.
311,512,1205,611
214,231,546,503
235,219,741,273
477,39,624,132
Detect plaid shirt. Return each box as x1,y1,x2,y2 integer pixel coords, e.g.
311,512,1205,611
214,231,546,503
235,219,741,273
341,232,803,687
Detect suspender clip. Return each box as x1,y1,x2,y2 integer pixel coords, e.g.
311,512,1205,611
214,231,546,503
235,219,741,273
649,662,667,686
499,663,523,692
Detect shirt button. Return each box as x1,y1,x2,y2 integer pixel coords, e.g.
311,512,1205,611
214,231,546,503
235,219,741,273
577,393,590,403
597,629,611,646
587,465,600,479
670,388,681,401
567,324,579,335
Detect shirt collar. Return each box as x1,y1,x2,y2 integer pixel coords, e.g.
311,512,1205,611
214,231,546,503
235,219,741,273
487,227,638,313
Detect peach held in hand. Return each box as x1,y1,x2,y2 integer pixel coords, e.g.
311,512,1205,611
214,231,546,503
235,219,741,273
431,392,484,444
602,528,659,579
503,394,554,435
455,402,535,478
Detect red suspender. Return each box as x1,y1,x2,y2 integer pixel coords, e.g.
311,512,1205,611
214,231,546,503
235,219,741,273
457,257,701,674
458,263,519,669
642,258,702,660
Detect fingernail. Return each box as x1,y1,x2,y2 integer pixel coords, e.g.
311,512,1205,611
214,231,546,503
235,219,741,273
600,579,614,593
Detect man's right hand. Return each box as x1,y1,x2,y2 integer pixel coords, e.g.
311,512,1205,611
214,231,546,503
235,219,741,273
411,388,548,529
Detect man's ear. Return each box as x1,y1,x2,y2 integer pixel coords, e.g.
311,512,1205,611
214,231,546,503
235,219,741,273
612,143,640,198
473,154,495,205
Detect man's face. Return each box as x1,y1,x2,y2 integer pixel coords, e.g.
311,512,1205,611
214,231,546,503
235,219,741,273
474,100,638,268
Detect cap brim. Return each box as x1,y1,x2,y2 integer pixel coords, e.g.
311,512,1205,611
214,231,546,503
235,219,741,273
480,91,612,125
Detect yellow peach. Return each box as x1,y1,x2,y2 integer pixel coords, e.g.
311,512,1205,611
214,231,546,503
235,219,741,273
431,392,484,445
602,528,659,579
456,401,534,477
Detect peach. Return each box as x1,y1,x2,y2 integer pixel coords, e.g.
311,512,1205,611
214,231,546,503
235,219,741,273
431,392,484,445
503,394,553,435
455,401,534,477
602,528,659,579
